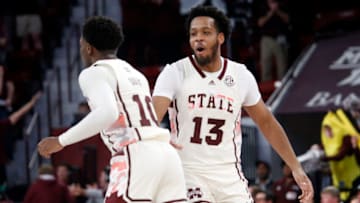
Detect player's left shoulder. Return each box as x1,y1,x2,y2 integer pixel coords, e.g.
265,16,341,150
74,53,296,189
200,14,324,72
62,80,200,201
224,58,247,72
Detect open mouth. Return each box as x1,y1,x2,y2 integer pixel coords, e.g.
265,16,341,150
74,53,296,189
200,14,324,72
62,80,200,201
196,47,205,53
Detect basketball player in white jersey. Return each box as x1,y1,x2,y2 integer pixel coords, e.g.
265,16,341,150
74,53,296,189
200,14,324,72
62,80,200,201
152,6,314,203
37,16,187,203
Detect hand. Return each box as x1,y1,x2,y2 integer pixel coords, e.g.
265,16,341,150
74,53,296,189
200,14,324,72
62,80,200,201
31,91,42,103
170,140,183,150
292,169,314,203
37,137,64,158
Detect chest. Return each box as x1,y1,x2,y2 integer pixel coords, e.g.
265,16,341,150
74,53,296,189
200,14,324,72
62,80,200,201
176,73,244,114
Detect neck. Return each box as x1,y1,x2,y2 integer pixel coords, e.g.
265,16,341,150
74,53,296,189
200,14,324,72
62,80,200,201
93,52,117,63
196,55,222,72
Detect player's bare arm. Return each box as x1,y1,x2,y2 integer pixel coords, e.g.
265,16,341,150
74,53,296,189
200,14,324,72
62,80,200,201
244,99,314,202
152,96,172,124
152,96,183,150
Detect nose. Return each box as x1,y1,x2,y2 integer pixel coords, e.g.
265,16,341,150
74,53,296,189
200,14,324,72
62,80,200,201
192,33,204,42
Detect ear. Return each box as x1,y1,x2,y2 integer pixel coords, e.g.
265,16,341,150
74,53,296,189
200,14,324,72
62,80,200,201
218,32,225,45
86,43,93,55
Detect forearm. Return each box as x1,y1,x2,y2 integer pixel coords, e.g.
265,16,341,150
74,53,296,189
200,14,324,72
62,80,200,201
9,99,35,124
59,106,117,146
152,96,171,124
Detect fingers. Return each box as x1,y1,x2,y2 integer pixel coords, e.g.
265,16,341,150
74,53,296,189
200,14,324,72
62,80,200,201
37,144,50,158
298,181,314,203
37,140,51,158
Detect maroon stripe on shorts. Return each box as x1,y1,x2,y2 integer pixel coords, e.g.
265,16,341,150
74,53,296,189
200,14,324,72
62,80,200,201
125,146,152,202
134,128,142,141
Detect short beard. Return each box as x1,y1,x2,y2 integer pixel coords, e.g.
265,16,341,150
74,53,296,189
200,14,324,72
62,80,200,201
194,41,218,67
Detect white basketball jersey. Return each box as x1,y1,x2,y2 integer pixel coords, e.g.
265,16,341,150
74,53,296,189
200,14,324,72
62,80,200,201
155,56,260,167
90,59,170,155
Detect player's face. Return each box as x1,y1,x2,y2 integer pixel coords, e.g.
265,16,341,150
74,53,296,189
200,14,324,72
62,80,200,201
80,37,92,67
189,16,224,66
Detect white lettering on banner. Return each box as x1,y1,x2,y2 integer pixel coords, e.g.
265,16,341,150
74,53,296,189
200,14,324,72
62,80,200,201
337,69,360,86
330,46,360,70
306,91,360,108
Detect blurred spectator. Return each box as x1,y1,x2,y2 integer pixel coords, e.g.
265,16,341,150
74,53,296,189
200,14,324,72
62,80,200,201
272,163,301,203
297,144,325,173
257,0,289,82
249,160,274,194
71,165,110,203
23,164,73,203
71,101,90,126
345,98,360,165
249,184,262,200
179,0,227,15
349,184,360,203
56,163,72,187
0,17,9,64
0,91,41,185
320,186,341,203
253,189,274,203
14,0,43,51
321,99,360,200
0,65,14,119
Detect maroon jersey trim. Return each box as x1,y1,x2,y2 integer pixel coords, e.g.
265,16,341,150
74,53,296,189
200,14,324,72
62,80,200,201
117,84,132,127
188,56,228,80
218,58,228,80
189,56,206,78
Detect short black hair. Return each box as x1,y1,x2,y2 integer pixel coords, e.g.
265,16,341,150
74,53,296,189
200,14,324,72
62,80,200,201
82,16,124,51
186,6,231,41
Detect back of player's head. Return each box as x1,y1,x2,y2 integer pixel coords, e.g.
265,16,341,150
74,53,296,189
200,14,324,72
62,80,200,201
186,5,231,41
82,16,124,52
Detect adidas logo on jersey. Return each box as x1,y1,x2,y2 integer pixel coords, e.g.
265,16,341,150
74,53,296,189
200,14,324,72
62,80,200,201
208,80,215,85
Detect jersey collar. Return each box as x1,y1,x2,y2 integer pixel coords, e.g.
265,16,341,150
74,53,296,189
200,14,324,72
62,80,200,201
188,55,228,80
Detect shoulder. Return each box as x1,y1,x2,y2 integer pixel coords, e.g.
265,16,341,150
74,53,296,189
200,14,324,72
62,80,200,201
226,58,248,72
167,57,189,71
225,58,255,79
79,63,116,81
160,57,190,76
